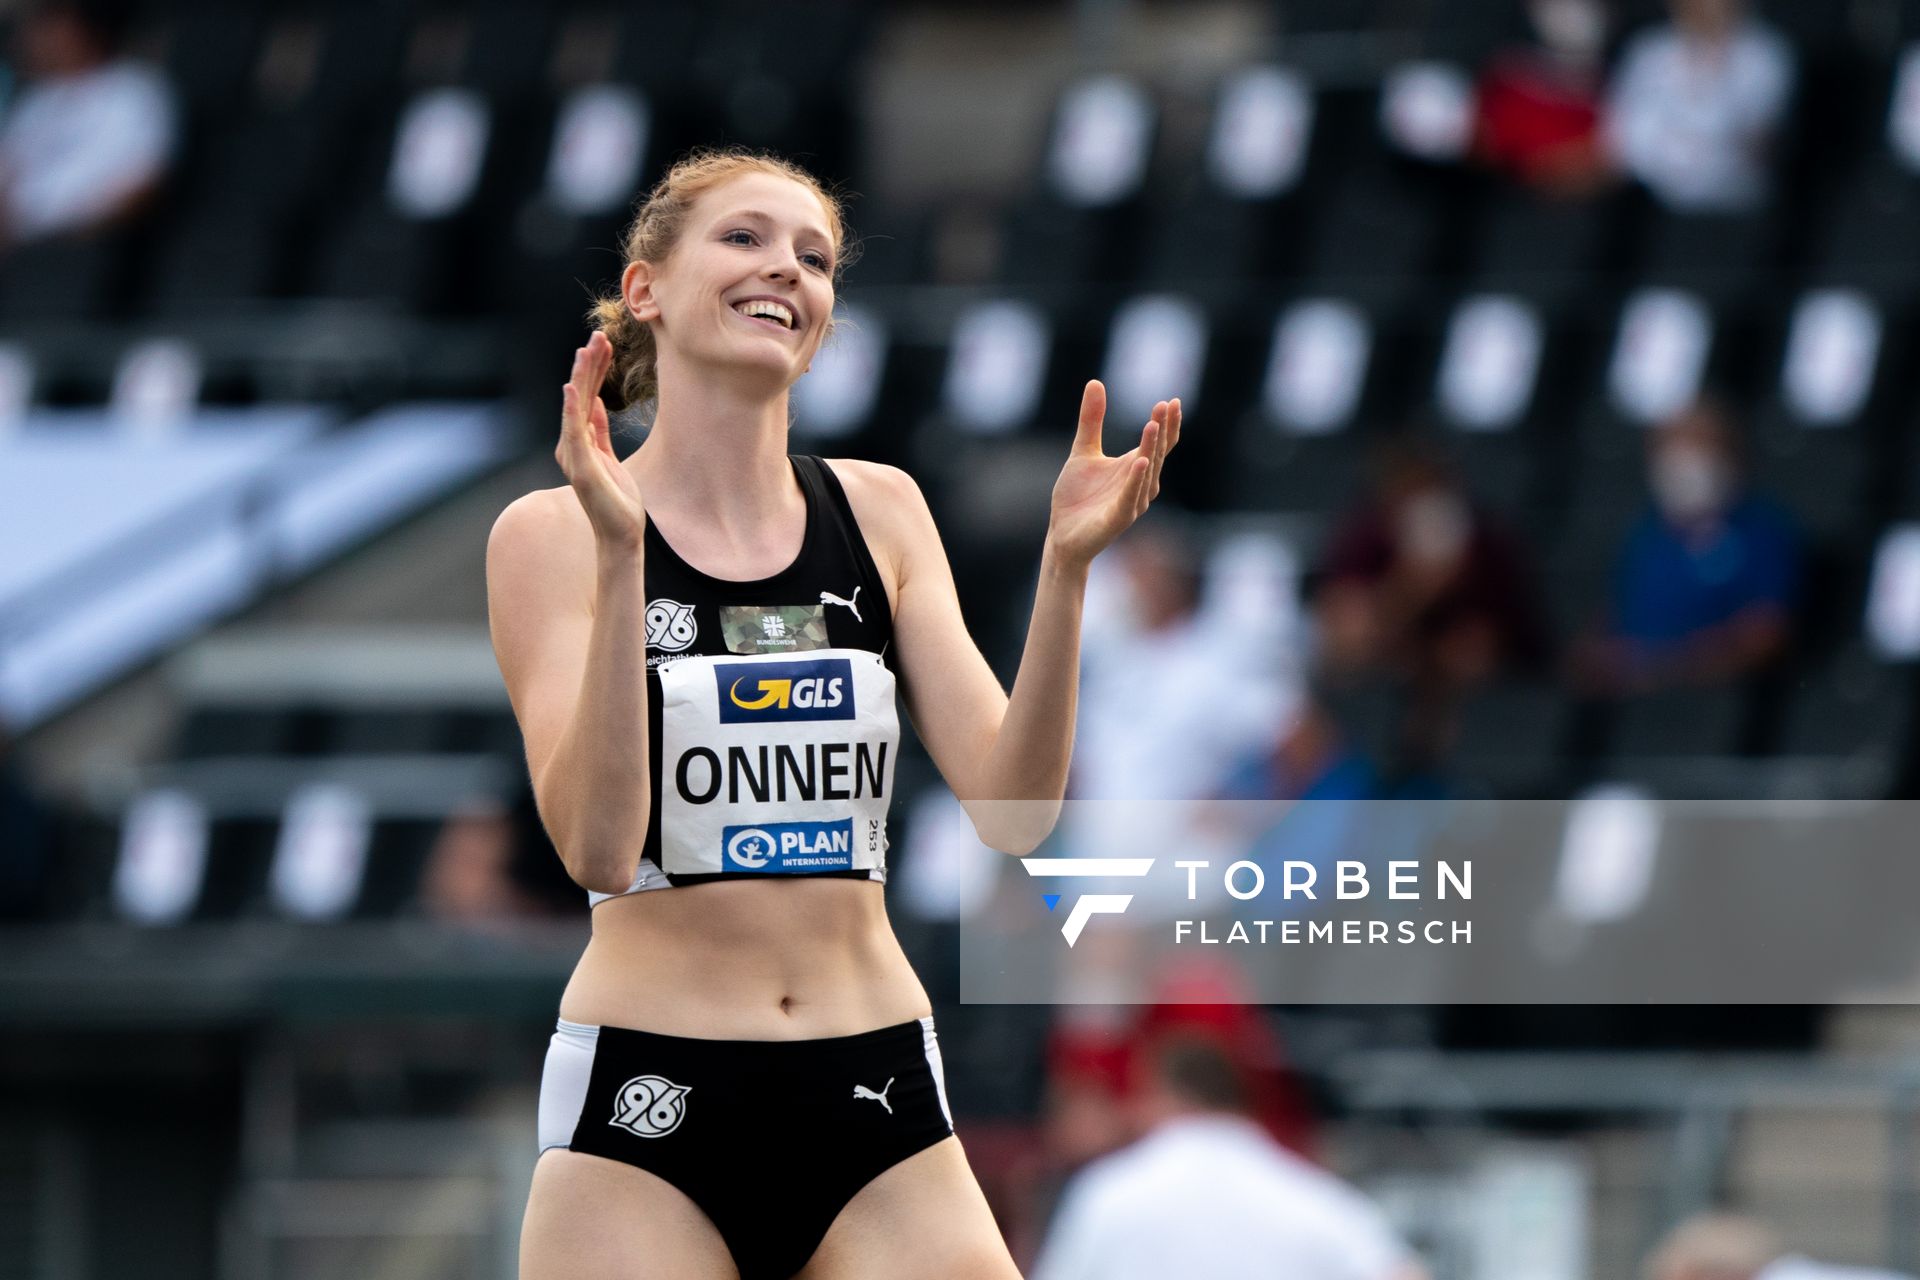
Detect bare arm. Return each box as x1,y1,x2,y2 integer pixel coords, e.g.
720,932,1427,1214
485,332,650,895
871,472,1080,854
977,542,1091,810
877,381,1181,853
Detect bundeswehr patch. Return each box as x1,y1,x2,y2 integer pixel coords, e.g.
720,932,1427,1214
720,603,830,654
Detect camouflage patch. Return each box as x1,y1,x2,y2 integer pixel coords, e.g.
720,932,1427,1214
720,604,831,653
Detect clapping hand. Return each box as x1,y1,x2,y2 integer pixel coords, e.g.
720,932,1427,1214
557,330,646,551
1045,380,1181,570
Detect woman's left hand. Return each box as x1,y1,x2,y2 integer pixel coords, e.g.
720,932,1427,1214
1045,380,1181,570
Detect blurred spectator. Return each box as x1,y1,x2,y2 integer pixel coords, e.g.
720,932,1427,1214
0,727,51,920
1606,0,1793,212
1042,518,1286,1159
1216,697,1377,901
1575,396,1800,693
0,0,178,250
1031,1034,1423,1280
1129,975,1318,1158
1645,1212,1915,1280
1220,696,1374,805
418,783,581,925
1061,513,1295,861
1472,0,1615,197
1041,1002,1139,1176
1315,441,1549,698
1043,969,1319,1185
420,797,539,924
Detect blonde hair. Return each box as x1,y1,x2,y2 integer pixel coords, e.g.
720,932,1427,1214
587,146,856,415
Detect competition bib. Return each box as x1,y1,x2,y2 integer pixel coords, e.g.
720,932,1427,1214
656,648,897,876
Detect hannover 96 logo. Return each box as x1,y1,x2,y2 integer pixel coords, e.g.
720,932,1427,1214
609,1075,691,1138
645,599,698,651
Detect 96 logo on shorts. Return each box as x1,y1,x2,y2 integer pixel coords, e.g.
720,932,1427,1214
610,1075,691,1138
714,657,854,724
724,820,855,872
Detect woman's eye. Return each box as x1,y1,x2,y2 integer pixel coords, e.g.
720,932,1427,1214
725,230,828,271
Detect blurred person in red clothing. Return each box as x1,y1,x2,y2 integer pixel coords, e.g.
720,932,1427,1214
1472,0,1616,197
1315,440,1549,769
1043,961,1318,1172
1033,1033,1423,1280
1317,441,1547,692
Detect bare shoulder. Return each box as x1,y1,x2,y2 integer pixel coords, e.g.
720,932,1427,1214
818,458,934,533
487,479,591,541
486,484,597,609
818,458,937,603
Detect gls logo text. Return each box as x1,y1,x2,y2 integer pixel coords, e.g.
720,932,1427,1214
715,657,855,724
1021,858,1155,946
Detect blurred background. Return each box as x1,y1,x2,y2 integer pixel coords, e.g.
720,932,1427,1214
6,0,1920,1274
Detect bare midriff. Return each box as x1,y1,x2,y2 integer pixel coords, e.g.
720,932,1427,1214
557,877,933,1039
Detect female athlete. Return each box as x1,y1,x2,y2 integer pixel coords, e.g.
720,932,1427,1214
488,146,1180,1280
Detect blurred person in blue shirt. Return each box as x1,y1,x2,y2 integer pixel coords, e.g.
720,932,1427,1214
0,0,177,250
1214,698,1376,912
1577,396,1800,693
1218,698,1375,808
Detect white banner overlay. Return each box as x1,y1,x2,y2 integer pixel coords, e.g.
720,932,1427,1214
958,800,1920,1005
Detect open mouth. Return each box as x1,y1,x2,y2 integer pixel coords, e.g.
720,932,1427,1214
729,301,797,333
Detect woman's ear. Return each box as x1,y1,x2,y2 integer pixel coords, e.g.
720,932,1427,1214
622,260,659,323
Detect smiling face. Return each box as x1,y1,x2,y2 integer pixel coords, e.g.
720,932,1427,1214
622,170,839,397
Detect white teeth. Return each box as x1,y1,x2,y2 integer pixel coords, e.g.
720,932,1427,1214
732,299,795,329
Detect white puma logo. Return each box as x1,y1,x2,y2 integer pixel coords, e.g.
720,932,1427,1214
820,586,862,622
852,1077,894,1114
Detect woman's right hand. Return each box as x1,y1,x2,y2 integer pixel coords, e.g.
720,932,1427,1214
557,330,646,550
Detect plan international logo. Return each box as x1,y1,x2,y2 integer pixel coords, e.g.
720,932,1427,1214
723,819,855,872
1020,858,1155,947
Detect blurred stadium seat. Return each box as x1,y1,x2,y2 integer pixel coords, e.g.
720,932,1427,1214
8,2,1920,1276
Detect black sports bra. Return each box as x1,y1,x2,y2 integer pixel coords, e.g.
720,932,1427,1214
588,455,899,903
